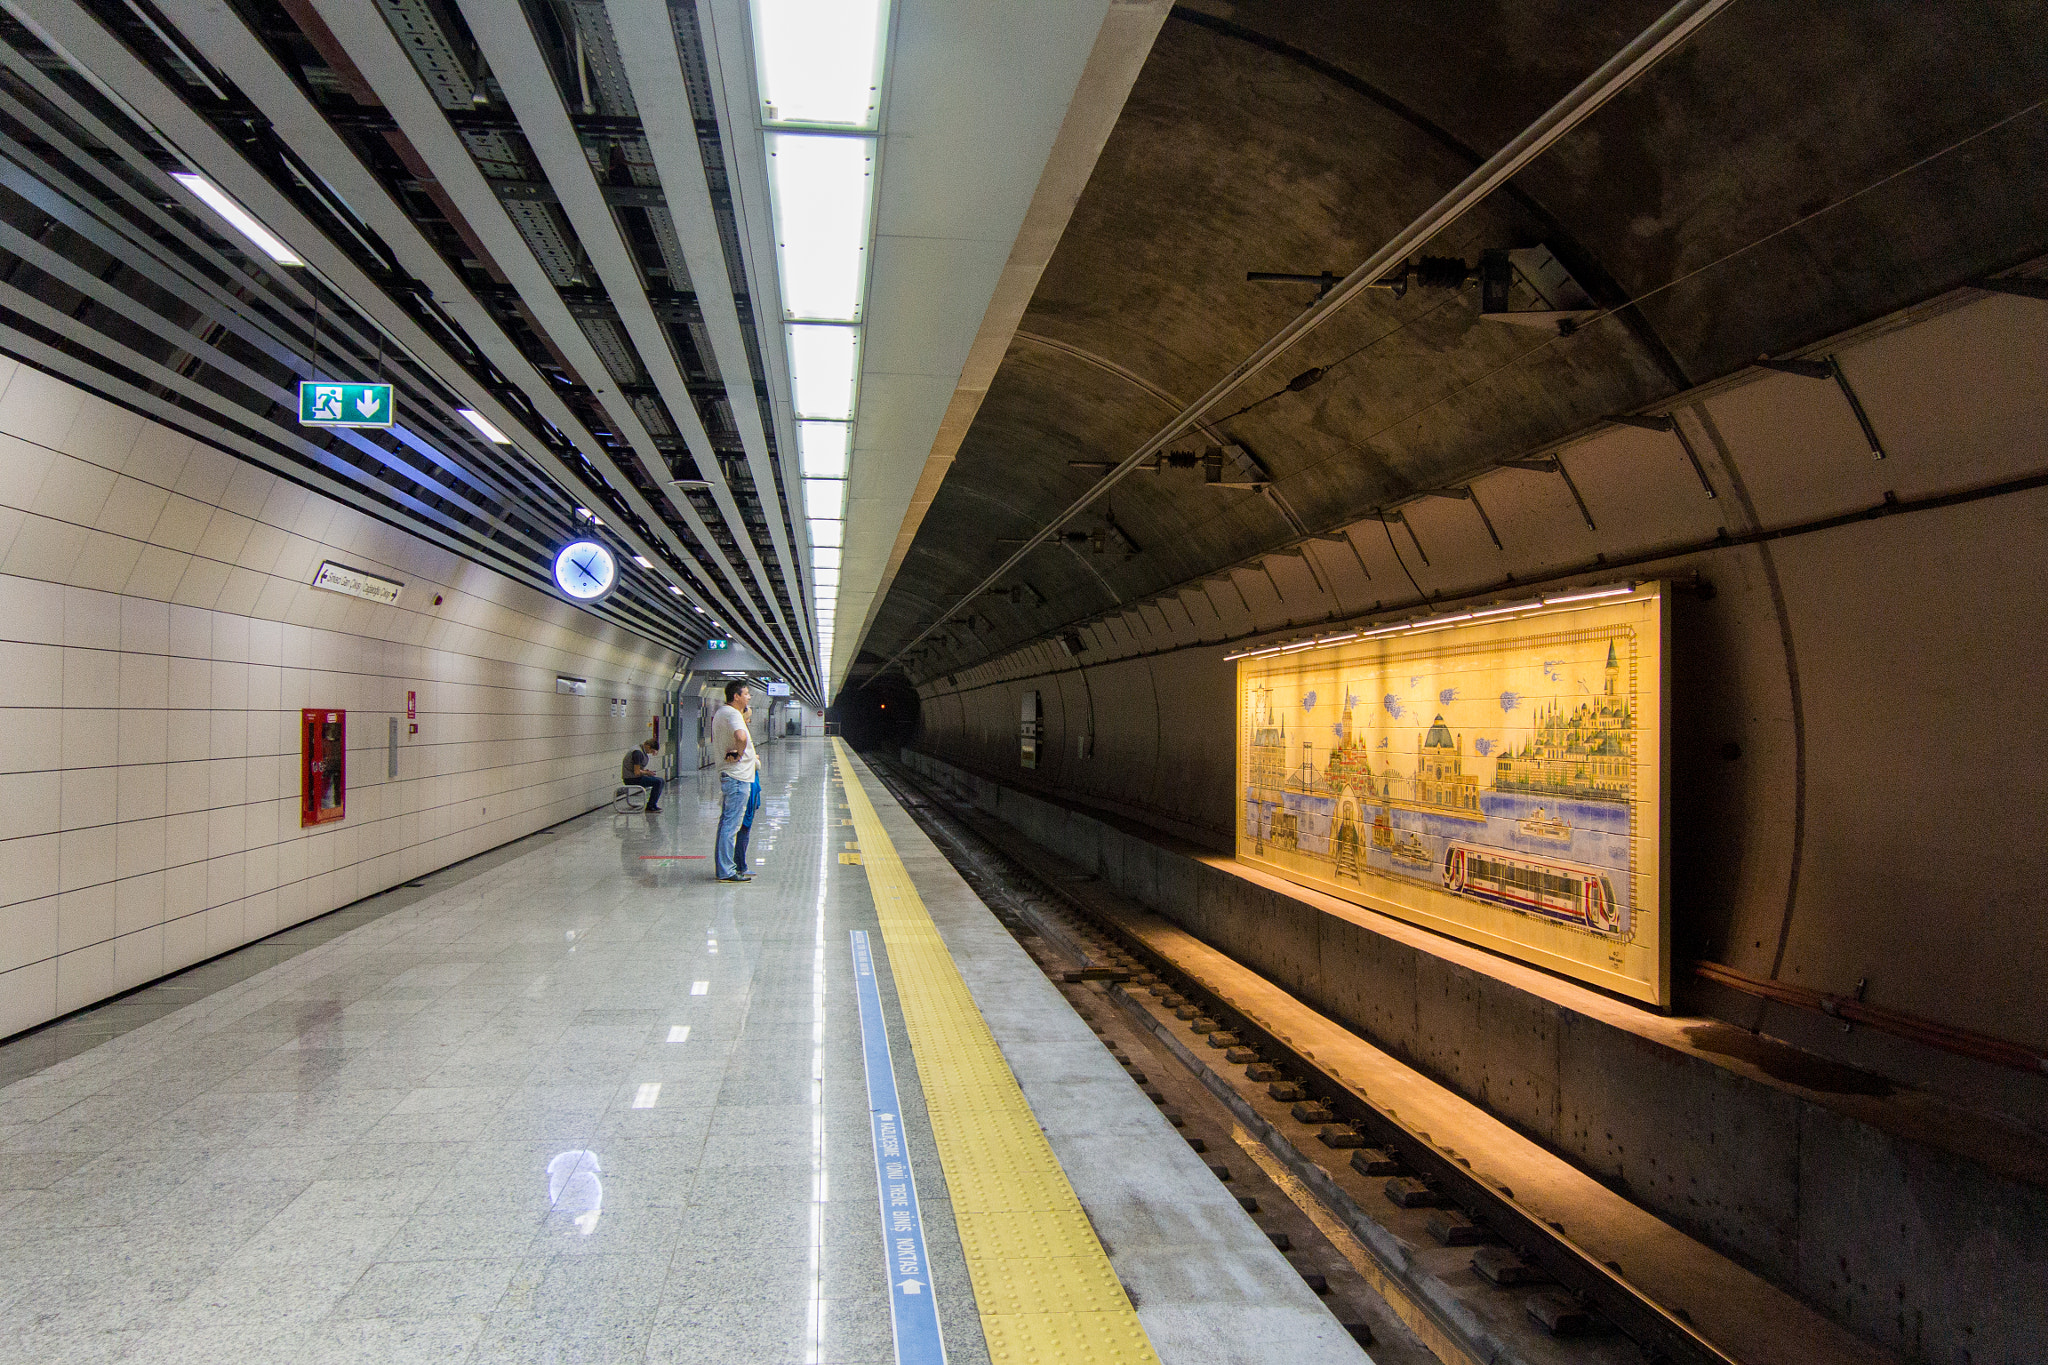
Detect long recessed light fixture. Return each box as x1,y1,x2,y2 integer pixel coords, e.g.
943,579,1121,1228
769,134,873,321
787,325,857,420
456,408,512,444
803,478,845,520
754,0,885,127
751,0,890,669
170,172,303,266
798,421,850,478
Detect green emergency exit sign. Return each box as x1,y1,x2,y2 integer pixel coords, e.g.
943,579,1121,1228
298,381,394,428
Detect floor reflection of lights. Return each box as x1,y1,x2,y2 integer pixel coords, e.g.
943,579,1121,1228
547,1149,603,1236
806,766,830,1363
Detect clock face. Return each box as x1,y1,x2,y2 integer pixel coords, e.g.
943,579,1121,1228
553,540,617,601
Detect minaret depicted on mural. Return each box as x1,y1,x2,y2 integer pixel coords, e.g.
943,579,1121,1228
1492,637,1635,802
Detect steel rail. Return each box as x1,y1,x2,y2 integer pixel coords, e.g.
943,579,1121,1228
867,0,1739,682
869,756,1755,1365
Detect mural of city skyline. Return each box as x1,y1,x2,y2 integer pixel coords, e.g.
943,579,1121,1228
1236,586,1670,1006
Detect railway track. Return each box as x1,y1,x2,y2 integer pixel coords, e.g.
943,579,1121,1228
864,752,1889,1365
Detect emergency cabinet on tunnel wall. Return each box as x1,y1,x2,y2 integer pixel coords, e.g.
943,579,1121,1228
301,708,346,827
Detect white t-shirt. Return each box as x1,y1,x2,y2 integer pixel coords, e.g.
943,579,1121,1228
712,703,757,782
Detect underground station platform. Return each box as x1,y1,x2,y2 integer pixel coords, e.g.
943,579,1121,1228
5,737,2010,1365
0,0,2043,1361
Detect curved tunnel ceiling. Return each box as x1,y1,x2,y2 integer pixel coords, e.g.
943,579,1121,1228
849,0,2048,687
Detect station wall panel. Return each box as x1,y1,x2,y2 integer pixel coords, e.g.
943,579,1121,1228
0,362,678,1038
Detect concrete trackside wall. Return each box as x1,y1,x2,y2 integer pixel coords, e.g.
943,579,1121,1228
0,361,679,1037
900,747,2048,1365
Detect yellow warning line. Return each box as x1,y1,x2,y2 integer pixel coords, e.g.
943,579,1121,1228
833,741,1160,1365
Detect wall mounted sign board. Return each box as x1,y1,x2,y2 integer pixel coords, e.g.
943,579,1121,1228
1235,583,1669,1006
556,675,588,695
553,540,617,601
1020,690,1042,770
310,560,403,605
298,381,394,428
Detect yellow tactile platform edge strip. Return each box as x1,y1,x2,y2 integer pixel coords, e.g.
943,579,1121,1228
833,741,1161,1365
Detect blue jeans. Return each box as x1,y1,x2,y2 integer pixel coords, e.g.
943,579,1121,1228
734,774,763,873
715,773,750,878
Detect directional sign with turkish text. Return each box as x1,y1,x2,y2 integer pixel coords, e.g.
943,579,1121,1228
298,381,394,429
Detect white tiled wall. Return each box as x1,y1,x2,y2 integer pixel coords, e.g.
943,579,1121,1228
0,359,680,1037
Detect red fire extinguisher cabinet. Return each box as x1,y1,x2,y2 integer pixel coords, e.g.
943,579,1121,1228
301,708,346,827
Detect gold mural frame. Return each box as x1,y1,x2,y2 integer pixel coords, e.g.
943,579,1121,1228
1235,584,1670,1007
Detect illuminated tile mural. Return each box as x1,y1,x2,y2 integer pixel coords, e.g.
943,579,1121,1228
1236,584,1669,1006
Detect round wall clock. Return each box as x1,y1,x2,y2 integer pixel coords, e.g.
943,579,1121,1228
553,540,618,601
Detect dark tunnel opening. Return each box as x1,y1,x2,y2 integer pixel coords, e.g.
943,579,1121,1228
830,675,922,752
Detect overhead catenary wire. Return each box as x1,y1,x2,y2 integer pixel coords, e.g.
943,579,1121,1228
1209,296,1459,424
868,0,1740,681
1306,94,2048,481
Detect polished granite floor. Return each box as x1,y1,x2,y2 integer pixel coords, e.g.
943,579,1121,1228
0,740,980,1364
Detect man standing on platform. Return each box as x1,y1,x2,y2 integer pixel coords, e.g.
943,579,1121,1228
712,680,757,882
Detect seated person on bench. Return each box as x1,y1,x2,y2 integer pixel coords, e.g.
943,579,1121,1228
621,738,663,812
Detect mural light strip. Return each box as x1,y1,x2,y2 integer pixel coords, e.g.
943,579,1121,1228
1225,582,1638,659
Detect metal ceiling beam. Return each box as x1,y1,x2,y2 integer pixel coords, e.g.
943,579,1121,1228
169,0,807,685
694,0,821,681
459,0,804,668
294,0,794,667
0,46,582,545
32,0,774,673
608,0,815,664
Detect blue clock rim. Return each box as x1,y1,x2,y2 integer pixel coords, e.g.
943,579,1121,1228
553,540,616,600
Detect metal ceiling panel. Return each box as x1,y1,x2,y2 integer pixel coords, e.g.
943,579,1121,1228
608,0,816,672
30,0,811,684
454,0,802,662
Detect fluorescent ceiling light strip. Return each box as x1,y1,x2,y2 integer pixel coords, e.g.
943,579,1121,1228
809,519,842,547
753,0,885,127
811,546,841,569
769,134,873,322
803,478,845,519
787,325,857,419
169,172,303,266
457,408,513,444
798,421,850,478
